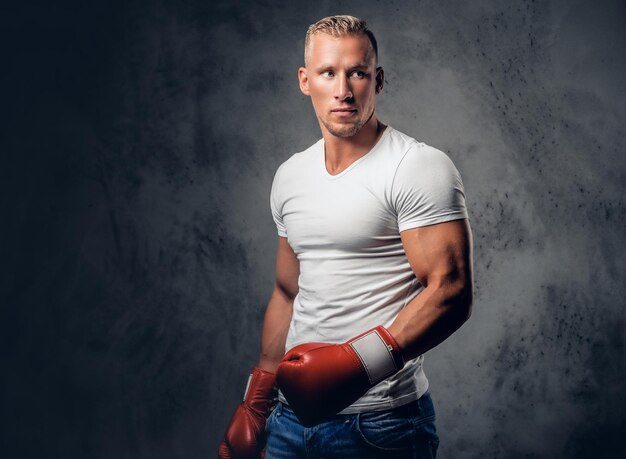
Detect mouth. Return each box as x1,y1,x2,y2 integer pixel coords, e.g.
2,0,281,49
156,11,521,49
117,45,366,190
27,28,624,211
331,108,357,117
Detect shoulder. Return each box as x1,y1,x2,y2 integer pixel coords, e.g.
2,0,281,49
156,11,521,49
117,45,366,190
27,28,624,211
389,133,465,202
271,138,322,205
386,128,458,176
379,128,459,178
388,132,468,228
380,127,422,161
275,138,322,178
401,143,458,174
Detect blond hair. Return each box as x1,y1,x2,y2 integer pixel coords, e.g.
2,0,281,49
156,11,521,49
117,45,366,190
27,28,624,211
304,15,378,66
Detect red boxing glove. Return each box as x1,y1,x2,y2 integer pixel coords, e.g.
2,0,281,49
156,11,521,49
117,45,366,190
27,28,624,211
218,367,277,459
276,325,404,427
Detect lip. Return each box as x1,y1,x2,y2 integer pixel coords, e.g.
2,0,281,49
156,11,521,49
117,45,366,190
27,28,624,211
331,108,357,117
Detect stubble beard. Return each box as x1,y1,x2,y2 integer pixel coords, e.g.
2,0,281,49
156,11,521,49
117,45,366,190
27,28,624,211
320,108,374,139
322,120,363,138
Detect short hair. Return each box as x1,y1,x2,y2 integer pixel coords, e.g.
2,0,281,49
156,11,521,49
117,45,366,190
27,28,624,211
304,15,378,66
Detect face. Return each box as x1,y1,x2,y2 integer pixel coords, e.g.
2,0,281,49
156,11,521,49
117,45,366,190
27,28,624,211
299,33,384,138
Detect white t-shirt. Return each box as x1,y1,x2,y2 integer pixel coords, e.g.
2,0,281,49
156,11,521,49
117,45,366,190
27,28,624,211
270,126,468,413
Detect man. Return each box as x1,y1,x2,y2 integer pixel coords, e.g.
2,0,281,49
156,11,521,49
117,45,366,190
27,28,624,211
219,15,473,459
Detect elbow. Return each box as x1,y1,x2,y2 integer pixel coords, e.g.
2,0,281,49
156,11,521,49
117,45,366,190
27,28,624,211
450,282,473,326
459,284,473,323
461,299,472,324
428,274,473,326
274,282,298,304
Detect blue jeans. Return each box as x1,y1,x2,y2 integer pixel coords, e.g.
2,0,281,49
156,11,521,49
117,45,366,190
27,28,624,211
265,392,439,458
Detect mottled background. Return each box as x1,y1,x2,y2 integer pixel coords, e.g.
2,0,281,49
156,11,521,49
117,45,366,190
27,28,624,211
2,0,624,457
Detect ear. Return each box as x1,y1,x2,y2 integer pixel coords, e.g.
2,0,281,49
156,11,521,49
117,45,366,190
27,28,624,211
375,66,384,94
298,67,310,96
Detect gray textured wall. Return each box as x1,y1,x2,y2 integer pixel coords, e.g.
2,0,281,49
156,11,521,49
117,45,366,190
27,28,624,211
2,0,624,458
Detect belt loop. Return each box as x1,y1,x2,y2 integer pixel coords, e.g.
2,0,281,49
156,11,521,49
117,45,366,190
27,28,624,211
416,393,424,416
276,401,283,417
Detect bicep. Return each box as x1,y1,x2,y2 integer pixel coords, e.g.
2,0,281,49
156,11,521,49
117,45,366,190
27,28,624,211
274,236,300,300
400,219,473,289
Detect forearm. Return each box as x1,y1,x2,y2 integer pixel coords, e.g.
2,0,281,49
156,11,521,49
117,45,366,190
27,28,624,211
257,287,294,373
387,279,472,362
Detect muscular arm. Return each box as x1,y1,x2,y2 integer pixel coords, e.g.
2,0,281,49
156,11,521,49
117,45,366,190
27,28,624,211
388,218,474,362
257,236,299,373
218,238,298,457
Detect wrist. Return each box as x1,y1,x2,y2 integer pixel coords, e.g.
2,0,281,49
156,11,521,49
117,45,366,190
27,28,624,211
256,357,281,374
386,322,408,349
243,368,277,412
347,325,404,386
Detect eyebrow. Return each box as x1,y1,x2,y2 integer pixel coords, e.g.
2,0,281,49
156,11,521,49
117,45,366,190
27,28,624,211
314,62,371,71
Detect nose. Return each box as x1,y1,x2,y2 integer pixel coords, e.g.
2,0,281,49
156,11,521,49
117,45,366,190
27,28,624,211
334,73,353,101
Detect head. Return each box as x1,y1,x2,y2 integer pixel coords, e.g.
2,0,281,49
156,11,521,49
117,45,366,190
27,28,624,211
303,15,378,67
299,15,384,138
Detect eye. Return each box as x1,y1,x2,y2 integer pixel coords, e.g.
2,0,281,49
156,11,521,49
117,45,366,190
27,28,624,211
322,70,334,78
351,70,366,79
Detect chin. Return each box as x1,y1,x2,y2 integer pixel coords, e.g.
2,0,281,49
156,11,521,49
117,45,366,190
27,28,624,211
325,122,363,138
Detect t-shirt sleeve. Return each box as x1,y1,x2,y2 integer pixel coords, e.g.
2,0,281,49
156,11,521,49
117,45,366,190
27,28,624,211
270,163,287,237
392,144,468,232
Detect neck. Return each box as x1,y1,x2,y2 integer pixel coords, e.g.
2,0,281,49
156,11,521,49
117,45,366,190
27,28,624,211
322,115,386,175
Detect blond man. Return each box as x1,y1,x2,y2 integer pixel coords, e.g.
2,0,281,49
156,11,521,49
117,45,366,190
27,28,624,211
219,15,473,459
